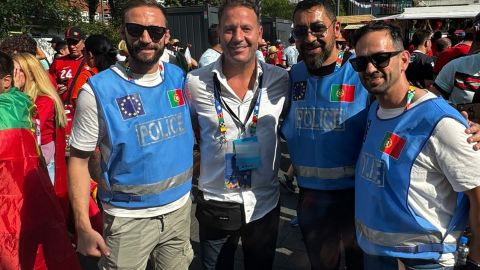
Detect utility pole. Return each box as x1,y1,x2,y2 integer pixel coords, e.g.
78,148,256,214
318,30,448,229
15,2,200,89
337,0,340,16
100,0,105,23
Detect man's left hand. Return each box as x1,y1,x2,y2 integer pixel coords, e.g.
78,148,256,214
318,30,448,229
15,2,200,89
462,111,480,151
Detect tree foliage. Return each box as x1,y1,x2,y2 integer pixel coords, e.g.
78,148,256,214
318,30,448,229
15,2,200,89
164,0,222,7
78,21,121,47
260,0,294,20
0,0,81,37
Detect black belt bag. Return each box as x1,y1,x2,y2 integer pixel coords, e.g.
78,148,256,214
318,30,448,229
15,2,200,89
195,191,244,231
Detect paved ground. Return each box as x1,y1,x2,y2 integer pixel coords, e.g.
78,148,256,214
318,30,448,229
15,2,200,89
189,184,310,270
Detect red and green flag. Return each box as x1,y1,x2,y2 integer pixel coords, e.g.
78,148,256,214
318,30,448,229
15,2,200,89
168,89,185,108
0,88,81,270
379,132,406,159
330,84,355,102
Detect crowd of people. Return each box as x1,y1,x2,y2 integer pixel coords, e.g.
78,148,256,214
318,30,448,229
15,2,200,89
2,0,480,270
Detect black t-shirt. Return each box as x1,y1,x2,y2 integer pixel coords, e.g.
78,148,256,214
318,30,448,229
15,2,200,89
406,51,434,88
473,90,480,103
309,51,353,77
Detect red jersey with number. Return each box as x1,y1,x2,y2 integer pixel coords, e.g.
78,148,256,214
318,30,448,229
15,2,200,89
49,55,86,104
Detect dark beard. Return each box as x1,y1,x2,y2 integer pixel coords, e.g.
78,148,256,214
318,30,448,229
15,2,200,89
300,41,334,71
126,41,164,66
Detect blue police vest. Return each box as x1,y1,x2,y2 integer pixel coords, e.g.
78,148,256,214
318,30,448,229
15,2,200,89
88,63,194,208
355,97,469,260
281,60,369,190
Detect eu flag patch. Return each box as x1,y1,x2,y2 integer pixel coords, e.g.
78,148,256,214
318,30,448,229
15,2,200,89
293,81,307,101
116,93,145,120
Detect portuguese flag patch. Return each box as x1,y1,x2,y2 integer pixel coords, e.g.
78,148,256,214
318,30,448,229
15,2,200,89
379,132,406,159
168,89,185,108
330,84,355,102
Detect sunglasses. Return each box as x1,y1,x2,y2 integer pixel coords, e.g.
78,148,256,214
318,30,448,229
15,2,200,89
349,51,403,72
292,21,335,40
125,23,166,42
67,39,81,46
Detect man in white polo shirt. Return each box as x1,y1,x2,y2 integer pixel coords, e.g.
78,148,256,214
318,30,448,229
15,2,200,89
184,1,289,269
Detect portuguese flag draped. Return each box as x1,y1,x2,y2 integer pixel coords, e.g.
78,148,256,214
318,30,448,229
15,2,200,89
0,88,80,270
380,132,406,159
330,84,355,102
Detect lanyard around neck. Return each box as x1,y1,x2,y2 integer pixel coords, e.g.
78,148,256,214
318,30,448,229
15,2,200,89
405,86,416,111
334,50,344,72
213,72,264,137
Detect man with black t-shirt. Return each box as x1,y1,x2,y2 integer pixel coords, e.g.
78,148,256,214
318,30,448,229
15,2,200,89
280,1,368,269
406,29,434,89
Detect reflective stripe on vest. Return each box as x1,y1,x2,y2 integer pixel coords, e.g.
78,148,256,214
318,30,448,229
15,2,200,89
111,167,193,195
356,219,461,250
295,165,355,179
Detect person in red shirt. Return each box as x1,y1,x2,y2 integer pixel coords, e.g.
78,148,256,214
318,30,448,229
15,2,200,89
71,34,117,104
433,30,474,75
13,53,67,195
275,40,284,64
49,26,87,104
13,53,68,208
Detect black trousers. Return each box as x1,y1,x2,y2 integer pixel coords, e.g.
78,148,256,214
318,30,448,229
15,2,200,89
198,203,280,270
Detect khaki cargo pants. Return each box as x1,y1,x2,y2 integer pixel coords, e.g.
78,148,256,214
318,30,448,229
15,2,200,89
99,198,193,270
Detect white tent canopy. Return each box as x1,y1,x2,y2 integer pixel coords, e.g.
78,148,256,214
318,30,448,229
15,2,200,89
375,4,480,20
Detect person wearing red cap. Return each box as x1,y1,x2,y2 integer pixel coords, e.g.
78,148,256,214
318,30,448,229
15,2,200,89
49,26,88,105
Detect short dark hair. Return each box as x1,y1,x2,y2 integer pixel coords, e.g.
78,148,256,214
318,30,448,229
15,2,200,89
122,0,167,26
293,0,336,22
0,34,37,56
208,24,219,47
0,51,14,79
411,29,431,47
218,0,259,24
352,21,404,50
84,34,118,72
432,31,442,41
54,41,68,53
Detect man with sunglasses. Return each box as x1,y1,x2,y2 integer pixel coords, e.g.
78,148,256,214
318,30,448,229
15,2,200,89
68,0,194,269
185,1,288,269
351,21,480,270
280,1,368,269
49,26,88,104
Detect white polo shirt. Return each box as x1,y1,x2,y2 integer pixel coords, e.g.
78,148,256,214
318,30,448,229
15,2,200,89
185,58,289,223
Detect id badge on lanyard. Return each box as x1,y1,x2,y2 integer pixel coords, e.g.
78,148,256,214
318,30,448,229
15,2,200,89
213,73,263,190
224,136,261,189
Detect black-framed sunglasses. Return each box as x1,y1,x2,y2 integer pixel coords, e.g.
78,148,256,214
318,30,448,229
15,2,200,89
67,39,81,46
292,21,336,40
349,51,403,72
125,23,166,42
